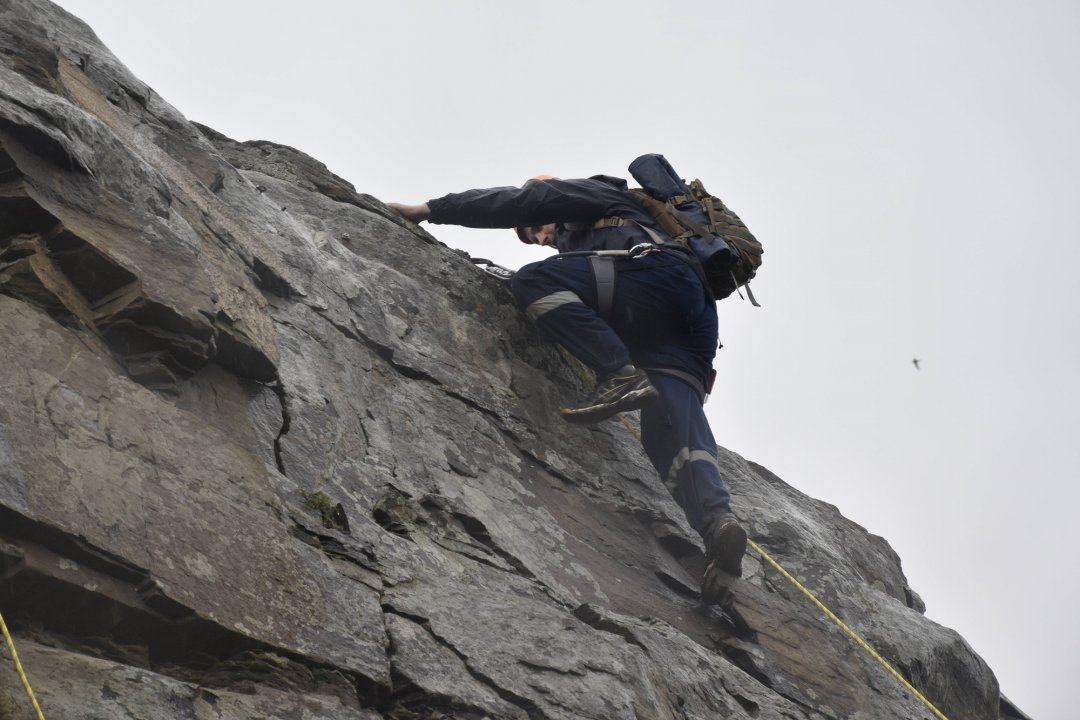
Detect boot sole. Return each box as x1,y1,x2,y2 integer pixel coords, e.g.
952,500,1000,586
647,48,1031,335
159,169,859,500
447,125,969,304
560,385,658,425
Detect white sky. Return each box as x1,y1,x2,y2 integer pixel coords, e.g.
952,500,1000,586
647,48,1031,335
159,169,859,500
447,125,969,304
51,2,1079,717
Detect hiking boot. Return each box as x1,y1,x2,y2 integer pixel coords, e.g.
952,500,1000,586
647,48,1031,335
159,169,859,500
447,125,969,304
561,366,658,425
700,511,747,606
702,511,747,578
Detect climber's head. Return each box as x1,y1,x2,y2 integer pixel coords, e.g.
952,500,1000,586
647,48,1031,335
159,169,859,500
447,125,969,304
516,224,558,246
515,175,556,245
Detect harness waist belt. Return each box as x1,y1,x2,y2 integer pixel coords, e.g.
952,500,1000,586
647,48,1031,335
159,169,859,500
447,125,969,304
642,367,709,403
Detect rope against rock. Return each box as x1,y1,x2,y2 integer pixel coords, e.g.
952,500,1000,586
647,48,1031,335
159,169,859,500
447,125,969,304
1,609,46,720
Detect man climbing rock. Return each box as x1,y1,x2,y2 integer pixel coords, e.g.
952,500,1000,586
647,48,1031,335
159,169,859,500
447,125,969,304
389,172,747,602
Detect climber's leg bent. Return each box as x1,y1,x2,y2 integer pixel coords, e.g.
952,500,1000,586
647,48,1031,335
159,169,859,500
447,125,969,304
511,258,632,375
512,258,657,422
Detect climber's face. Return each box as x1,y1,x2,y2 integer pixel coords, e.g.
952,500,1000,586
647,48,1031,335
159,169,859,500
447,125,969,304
521,224,557,247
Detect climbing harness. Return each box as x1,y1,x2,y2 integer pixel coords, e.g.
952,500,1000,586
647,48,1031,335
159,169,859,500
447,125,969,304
553,243,661,321
468,243,656,288
1,609,46,720
556,348,950,720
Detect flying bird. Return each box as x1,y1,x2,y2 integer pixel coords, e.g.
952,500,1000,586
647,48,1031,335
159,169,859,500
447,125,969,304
912,358,921,370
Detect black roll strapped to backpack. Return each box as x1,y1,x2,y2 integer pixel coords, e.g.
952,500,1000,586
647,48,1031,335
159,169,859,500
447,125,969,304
625,154,763,306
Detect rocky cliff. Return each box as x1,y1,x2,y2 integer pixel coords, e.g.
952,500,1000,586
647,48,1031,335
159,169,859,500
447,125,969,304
0,2,1031,719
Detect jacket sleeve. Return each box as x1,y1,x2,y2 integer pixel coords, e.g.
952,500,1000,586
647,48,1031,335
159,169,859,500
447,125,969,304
426,177,635,229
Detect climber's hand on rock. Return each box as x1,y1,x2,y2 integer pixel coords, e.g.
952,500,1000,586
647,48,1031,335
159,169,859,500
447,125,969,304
388,202,430,223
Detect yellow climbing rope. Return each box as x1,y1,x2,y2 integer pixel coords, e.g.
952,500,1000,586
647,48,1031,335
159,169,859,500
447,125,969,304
748,540,949,720
0,609,47,720
556,347,949,720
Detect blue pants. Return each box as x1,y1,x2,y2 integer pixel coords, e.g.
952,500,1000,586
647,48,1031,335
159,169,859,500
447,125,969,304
640,374,732,530
511,254,732,529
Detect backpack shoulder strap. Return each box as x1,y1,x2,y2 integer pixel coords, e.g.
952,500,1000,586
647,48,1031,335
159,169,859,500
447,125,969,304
587,215,669,247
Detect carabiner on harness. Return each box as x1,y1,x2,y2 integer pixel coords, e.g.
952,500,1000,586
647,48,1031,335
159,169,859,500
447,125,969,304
627,243,660,258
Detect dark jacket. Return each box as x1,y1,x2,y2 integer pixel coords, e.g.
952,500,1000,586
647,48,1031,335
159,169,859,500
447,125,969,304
427,175,663,254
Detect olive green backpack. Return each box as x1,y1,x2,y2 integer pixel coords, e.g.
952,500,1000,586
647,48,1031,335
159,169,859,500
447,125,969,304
622,154,763,305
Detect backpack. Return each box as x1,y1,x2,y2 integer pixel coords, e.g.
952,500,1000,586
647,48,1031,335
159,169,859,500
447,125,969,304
624,154,763,305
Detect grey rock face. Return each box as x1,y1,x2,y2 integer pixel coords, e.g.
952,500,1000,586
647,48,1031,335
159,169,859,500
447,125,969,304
0,2,1023,719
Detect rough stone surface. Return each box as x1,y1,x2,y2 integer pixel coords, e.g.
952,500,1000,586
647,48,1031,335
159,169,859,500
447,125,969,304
0,2,1028,719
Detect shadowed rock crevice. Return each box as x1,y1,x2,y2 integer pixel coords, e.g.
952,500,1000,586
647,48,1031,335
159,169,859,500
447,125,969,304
0,511,377,705
575,601,778,712
372,488,536,582
495,426,584,489
654,568,703,600
289,520,377,573
0,116,91,174
0,185,277,391
252,255,294,298
715,636,776,693
433,500,539,581
382,606,547,720
573,604,649,652
271,379,292,476
309,297,451,390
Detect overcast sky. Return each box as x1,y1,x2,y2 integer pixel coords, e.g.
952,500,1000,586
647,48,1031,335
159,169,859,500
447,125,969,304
52,1,1079,717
